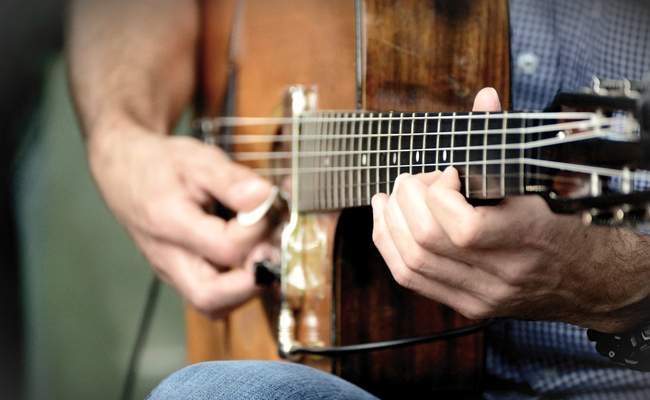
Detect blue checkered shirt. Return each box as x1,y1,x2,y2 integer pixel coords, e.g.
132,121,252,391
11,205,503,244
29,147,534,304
484,1,650,399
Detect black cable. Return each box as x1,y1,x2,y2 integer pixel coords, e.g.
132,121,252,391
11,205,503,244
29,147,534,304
288,319,495,357
120,275,161,400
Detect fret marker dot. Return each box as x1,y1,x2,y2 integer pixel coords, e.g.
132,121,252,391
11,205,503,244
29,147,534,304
324,157,330,167
416,151,420,163
362,154,367,166
443,150,448,162
392,153,397,164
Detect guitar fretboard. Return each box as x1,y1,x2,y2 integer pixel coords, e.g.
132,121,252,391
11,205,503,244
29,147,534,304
295,111,542,212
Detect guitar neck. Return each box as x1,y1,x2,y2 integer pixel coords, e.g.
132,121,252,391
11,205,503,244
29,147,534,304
295,111,545,212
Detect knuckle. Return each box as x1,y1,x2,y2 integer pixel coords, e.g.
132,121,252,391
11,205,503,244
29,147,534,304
449,223,481,248
411,221,436,248
401,246,428,273
390,265,416,290
489,284,516,306
458,303,492,320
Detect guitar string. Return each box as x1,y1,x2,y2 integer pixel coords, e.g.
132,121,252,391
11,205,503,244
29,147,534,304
204,115,634,145
226,123,633,163
253,160,646,182
198,110,598,132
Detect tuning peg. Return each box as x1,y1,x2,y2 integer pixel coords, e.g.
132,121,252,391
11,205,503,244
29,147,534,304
612,205,627,224
581,208,597,226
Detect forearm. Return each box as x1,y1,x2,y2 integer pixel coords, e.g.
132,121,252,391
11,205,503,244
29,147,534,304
571,224,650,332
66,0,199,140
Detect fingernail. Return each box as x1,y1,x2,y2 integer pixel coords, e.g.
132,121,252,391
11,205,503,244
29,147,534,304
392,173,409,193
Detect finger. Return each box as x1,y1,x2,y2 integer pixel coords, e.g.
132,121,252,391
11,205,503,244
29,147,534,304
181,138,273,212
385,177,504,298
426,167,547,249
140,239,262,318
163,202,270,267
472,87,502,112
372,194,494,317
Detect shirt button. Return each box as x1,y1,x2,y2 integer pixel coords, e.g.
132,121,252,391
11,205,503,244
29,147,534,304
517,52,539,75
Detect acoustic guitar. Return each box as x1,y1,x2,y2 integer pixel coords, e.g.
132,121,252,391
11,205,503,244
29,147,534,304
185,0,650,398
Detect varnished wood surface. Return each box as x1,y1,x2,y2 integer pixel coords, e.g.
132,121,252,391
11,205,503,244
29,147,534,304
334,1,509,396
187,0,357,367
187,0,510,396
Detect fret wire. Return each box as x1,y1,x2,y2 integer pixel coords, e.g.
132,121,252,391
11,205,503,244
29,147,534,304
305,115,314,210
450,112,456,167
316,113,324,210
421,113,428,174
500,112,507,196
311,115,319,210
320,115,327,209
375,113,381,201
465,112,471,198
326,116,333,210
520,116,525,194
435,112,441,172
397,113,404,193
366,112,372,206
333,112,341,209
386,112,393,194
341,112,348,208
409,114,415,175
483,113,489,198
348,112,356,208
311,113,318,210
356,112,363,206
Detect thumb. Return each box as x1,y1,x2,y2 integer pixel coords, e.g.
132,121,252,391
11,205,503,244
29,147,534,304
198,146,273,212
473,87,502,112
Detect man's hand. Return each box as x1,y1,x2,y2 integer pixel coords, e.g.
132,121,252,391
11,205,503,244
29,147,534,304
371,88,650,333
87,125,273,319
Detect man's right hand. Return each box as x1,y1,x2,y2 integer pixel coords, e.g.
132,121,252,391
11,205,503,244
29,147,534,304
87,125,274,318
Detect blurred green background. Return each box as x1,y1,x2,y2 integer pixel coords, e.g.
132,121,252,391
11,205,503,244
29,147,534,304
15,53,187,399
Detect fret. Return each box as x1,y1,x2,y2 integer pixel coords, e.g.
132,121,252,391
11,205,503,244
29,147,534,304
465,112,471,197
357,113,364,206
306,114,317,211
394,113,404,192
315,113,323,210
482,114,489,198
349,113,356,207
450,112,456,168
365,113,372,206
325,117,333,210
375,113,381,199
520,116,525,194
400,117,411,176
333,112,341,209
434,113,441,172
421,113,428,174
340,113,348,208
384,112,393,194
500,112,507,196
409,114,415,175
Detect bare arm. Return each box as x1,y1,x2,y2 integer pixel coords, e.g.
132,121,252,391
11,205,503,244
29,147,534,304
67,0,273,318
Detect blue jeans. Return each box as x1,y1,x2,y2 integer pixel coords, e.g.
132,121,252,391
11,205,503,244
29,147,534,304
146,361,379,399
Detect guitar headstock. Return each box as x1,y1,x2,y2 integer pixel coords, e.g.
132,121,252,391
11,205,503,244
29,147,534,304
536,77,650,225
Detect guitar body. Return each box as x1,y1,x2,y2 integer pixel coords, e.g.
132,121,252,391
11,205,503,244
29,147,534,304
187,0,509,397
